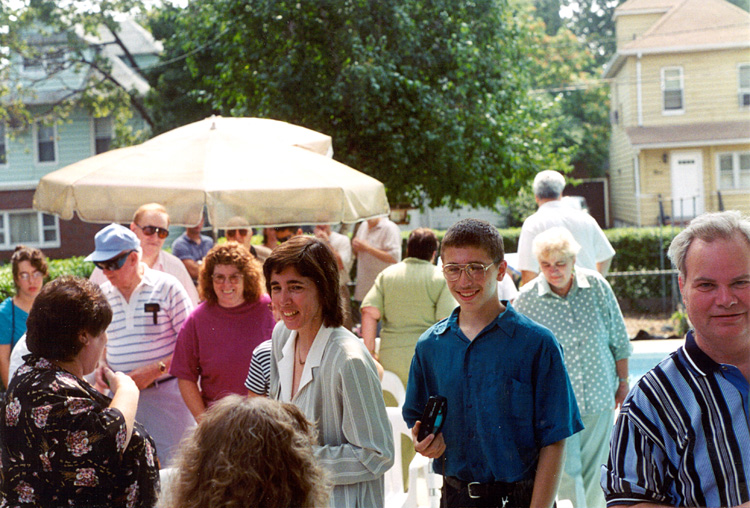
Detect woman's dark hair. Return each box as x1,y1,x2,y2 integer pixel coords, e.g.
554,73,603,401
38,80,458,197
26,276,112,361
198,243,263,305
11,245,48,289
406,228,438,261
263,236,344,328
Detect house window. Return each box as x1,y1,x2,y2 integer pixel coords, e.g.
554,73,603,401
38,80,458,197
739,64,750,108
22,47,66,74
0,123,6,165
94,117,113,154
661,67,684,113
0,211,60,250
718,152,750,190
36,123,56,163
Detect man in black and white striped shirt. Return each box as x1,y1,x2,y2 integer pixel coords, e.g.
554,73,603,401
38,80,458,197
602,211,750,507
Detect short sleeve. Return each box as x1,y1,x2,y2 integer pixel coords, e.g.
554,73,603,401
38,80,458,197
245,340,272,395
170,313,200,382
361,273,385,312
533,337,584,447
601,403,674,506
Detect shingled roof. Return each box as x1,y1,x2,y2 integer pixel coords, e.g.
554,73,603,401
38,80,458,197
604,0,750,77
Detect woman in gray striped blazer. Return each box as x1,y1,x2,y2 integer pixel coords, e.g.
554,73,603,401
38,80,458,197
264,235,395,508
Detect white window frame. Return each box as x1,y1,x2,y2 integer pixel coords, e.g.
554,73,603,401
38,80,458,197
0,122,6,166
661,66,684,115
34,122,57,164
93,116,113,154
0,210,60,250
717,151,750,191
739,63,750,109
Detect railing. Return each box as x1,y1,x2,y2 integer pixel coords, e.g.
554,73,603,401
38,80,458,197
606,268,681,315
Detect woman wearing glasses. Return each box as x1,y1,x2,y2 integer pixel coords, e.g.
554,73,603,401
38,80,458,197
0,245,48,389
170,242,275,421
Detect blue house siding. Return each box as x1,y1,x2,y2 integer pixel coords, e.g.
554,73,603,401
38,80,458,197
1,19,159,260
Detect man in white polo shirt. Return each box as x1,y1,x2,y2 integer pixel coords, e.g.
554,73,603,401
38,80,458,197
89,203,199,305
86,223,195,466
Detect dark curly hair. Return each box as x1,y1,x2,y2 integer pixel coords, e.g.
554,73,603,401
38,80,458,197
198,243,263,305
164,395,331,508
263,235,344,328
11,245,48,289
26,276,112,361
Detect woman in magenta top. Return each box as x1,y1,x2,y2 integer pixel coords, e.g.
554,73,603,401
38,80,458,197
170,243,275,420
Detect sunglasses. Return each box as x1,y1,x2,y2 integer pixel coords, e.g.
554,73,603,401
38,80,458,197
136,224,169,239
226,228,249,237
94,250,135,271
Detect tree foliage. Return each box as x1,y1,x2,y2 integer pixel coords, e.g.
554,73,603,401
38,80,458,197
155,0,571,209
1,0,152,144
518,7,610,177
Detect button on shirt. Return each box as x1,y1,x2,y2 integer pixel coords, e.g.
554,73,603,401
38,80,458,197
513,267,631,416
601,331,750,507
403,305,583,483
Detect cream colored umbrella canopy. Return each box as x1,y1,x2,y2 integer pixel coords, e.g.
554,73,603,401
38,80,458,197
33,116,390,227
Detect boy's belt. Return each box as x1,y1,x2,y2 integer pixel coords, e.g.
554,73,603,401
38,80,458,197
443,476,533,500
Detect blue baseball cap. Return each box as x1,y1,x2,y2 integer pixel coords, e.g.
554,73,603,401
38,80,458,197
85,223,141,262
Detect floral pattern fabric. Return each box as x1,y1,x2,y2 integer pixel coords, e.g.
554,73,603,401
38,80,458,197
0,355,160,507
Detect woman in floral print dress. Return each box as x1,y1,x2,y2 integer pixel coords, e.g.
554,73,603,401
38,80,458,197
0,276,159,508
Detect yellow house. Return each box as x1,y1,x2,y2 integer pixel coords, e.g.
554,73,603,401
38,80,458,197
604,0,750,226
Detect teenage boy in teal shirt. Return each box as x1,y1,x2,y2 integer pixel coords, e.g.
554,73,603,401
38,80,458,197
403,218,583,508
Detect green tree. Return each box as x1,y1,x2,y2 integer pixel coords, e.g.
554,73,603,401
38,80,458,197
143,2,216,135
561,0,625,69
2,0,153,143
157,0,571,210
520,7,610,177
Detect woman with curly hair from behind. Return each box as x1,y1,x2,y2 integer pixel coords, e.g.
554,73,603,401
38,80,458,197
160,394,330,508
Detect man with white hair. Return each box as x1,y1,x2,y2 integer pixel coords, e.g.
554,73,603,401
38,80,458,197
517,170,615,285
602,211,750,507
89,203,199,305
86,223,195,465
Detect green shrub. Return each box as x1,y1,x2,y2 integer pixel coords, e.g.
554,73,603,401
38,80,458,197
0,257,95,300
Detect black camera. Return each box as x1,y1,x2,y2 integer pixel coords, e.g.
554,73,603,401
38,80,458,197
417,395,447,442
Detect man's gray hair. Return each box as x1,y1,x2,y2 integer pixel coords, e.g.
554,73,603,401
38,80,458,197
667,211,750,278
532,170,566,199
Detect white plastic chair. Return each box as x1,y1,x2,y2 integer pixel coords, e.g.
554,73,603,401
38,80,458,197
384,406,417,508
381,370,406,407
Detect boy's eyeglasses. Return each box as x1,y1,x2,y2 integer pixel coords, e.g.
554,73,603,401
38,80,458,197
212,273,243,285
18,271,43,281
135,224,169,239
226,229,249,238
442,262,495,282
94,250,135,271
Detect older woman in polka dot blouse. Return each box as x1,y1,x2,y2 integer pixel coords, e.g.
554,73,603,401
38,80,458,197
514,226,631,508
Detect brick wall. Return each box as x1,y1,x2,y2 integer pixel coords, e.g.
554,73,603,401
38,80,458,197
0,189,104,262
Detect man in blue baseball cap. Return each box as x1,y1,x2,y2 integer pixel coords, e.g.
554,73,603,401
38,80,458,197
87,223,196,465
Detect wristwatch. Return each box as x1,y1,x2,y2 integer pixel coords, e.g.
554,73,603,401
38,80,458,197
158,361,167,373
618,376,630,384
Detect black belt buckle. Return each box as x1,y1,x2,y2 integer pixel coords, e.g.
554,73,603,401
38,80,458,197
467,482,482,499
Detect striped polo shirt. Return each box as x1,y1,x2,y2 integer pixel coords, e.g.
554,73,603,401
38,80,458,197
101,265,194,372
601,331,750,507
244,339,271,396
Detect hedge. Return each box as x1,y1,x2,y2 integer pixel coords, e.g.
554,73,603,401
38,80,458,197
0,257,95,301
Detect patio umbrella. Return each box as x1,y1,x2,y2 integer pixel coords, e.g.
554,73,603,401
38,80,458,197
33,116,390,227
